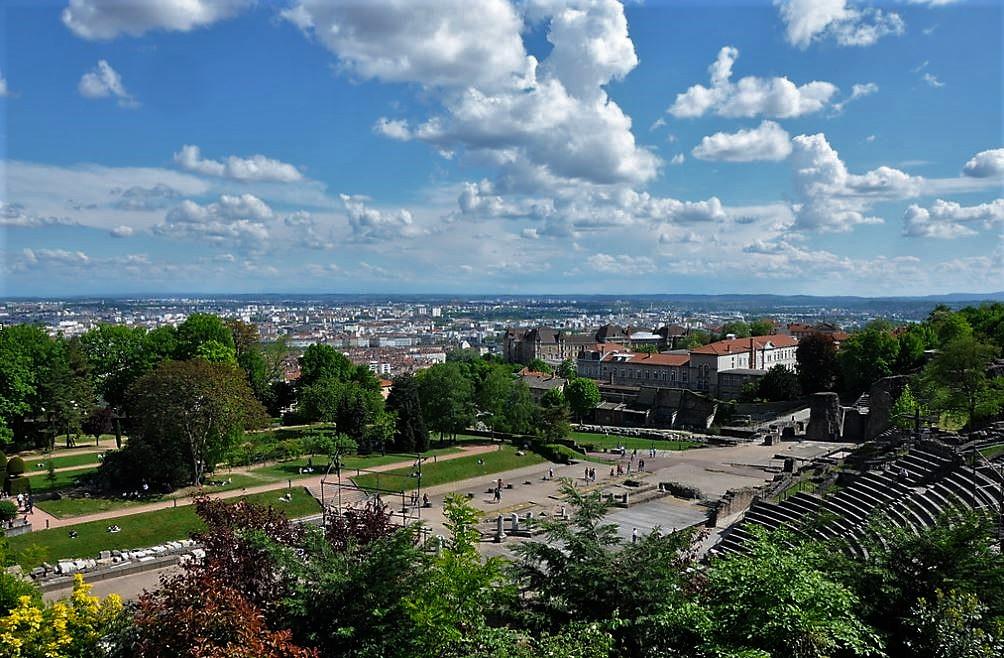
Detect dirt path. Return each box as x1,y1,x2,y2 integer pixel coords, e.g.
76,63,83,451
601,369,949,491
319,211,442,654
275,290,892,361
26,444,498,530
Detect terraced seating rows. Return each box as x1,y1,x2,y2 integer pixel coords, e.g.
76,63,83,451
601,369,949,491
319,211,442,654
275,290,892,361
713,444,1001,558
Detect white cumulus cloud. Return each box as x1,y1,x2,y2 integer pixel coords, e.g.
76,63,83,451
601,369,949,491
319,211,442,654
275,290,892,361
668,46,838,119
789,132,921,232
78,60,138,108
588,253,657,275
299,0,659,191
173,145,302,183
340,194,421,242
692,121,792,162
903,199,1004,239
776,0,904,49
963,148,1004,178
62,0,252,40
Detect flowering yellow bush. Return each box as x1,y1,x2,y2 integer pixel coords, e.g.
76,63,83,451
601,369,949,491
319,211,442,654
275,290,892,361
0,574,123,658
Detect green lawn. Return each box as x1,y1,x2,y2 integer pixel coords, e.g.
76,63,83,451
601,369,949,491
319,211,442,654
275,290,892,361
249,446,464,480
10,487,320,570
24,452,106,471
15,467,99,494
979,443,1004,461
569,432,702,452
351,446,545,493
35,473,268,519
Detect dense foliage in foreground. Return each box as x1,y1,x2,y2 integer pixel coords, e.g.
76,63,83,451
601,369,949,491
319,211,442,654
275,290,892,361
2,484,1000,658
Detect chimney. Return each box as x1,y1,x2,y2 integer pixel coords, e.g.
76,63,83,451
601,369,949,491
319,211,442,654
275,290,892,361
749,337,755,369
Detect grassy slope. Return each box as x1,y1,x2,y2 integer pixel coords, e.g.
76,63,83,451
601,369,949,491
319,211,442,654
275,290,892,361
351,446,545,492
35,474,268,519
10,487,320,569
570,432,701,452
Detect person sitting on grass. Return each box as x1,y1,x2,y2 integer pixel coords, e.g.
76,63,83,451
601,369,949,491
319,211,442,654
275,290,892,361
69,530,78,539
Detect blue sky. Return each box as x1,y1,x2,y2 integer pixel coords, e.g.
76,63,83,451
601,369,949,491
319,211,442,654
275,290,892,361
1,0,1002,297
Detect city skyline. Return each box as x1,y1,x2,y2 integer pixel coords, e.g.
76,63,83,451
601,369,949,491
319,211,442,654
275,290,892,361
2,0,1003,297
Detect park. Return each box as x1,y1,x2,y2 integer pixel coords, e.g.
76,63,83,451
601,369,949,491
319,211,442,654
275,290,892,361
0,307,1002,657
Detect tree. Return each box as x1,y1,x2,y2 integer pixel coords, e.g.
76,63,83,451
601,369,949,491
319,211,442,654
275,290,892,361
527,358,553,374
500,381,535,436
298,344,353,388
417,363,474,442
796,333,839,395
749,319,775,336
38,339,97,448
928,306,975,348
890,384,922,429
539,387,565,409
127,572,317,658
903,589,1004,658
837,327,900,395
535,401,570,441
386,373,429,452
556,359,577,379
82,407,114,444
78,324,154,409
123,359,269,486
921,336,1003,426
704,529,881,658
896,325,930,373
174,313,234,361
564,378,600,422
753,365,800,402
194,339,238,365
476,366,516,435
720,321,751,339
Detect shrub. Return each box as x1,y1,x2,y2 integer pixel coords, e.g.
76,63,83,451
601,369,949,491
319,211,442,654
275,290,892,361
0,500,17,523
6,478,31,497
5,457,25,477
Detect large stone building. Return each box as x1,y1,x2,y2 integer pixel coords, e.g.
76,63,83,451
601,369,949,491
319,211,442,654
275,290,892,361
503,322,674,365
578,334,798,400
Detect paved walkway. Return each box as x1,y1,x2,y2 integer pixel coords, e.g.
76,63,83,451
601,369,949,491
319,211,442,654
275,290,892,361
26,444,498,530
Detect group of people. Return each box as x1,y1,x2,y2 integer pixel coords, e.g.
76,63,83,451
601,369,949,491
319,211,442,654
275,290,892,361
14,492,33,514
106,524,121,533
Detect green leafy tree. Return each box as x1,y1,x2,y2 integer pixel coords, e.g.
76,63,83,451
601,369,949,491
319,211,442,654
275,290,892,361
896,325,930,373
539,387,565,409
720,321,751,339
535,400,570,441
500,381,535,436
38,339,97,448
921,336,1003,426
704,529,881,658
890,384,922,429
476,365,516,435
928,306,975,348
386,373,429,452
78,324,154,409
564,378,600,422
903,589,1004,658
298,344,354,388
796,333,839,394
405,495,508,655
122,359,269,486
749,319,775,336
838,326,901,395
556,359,577,379
194,339,238,365
417,363,474,442
527,358,553,374
174,313,234,360
753,365,800,402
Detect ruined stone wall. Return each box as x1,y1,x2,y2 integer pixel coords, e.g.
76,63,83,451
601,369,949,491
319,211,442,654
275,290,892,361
806,392,843,441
